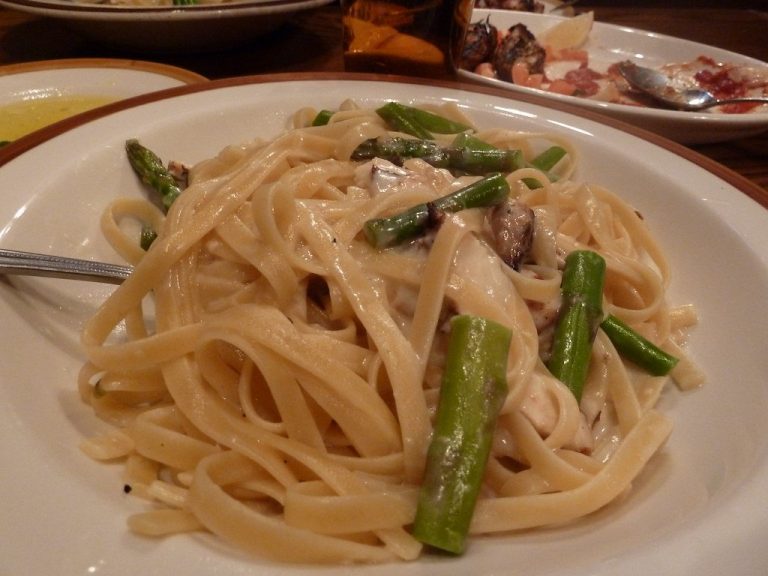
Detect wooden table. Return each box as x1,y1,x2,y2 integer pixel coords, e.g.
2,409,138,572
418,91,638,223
0,2,766,206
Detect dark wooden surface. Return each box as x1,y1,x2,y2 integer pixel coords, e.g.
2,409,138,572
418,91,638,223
1,2,766,204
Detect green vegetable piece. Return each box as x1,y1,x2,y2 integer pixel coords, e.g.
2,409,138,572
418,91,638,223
363,204,430,250
126,139,183,251
531,145,567,171
125,139,181,213
450,133,541,178
351,137,448,167
547,250,606,401
600,314,679,376
451,132,496,151
351,136,524,175
363,172,510,249
140,225,158,252
311,110,334,126
376,102,434,139
413,314,512,555
412,171,509,216
523,145,568,189
445,147,525,175
393,103,472,134
447,132,525,174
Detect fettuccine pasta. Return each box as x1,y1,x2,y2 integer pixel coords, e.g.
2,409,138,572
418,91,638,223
78,100,702,564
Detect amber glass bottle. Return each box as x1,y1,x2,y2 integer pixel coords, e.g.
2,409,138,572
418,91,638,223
342,0,474,79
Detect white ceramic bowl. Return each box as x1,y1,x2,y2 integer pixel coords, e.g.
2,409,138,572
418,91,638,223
0,74,766,576
0,0,335,52
0,58,207,140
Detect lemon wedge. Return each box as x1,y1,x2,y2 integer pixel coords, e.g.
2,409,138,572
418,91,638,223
540,11,594,52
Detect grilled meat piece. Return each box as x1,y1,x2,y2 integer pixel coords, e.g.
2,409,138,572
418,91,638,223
493,23,546,82
461,18,499,71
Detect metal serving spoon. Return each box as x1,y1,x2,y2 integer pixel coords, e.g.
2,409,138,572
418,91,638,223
0,248,131,284
618,60,768,112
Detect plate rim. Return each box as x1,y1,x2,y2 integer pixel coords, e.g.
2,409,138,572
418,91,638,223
0,57,209,84
0,0,335,19
1,72,764,208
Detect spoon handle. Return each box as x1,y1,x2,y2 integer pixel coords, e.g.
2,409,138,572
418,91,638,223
0,248,132,284
716,96,768,106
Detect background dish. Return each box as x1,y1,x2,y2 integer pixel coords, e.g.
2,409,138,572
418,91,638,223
458,9,768,144
0,58,206,140
0,75,767,575
0,0,335,52
474,0,574,14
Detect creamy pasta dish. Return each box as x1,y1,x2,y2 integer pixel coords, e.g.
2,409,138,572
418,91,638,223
78,100,703,563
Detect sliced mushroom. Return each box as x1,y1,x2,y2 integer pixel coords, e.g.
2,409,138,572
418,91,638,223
489,198,535,270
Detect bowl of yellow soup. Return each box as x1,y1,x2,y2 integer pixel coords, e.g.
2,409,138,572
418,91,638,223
0,58,207,144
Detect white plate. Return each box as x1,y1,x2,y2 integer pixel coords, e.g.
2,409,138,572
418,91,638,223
0,58,207,140
0,75,767,575
458,9,768,144
0,0,335,52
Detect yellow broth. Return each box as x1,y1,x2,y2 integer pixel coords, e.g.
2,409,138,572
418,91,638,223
0,95,116,141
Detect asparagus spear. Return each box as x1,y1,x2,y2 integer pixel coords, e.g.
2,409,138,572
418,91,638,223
547,250,606,401
125,139,181,213
521,145,567,189
530,145,567,172
447,147,526,175
600,314,679,376
452,131,567,175
452,133,566,186
451,132,496,151
351,136,525,175
362,172,510,249
352,137,447,167
311,109,334,126
360,106,568,181
140,226,158,251
412,315,512,555
125,140,184,251
376,102,471,138
376,102,433,139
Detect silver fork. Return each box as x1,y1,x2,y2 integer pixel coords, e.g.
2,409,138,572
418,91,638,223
0,248,132,285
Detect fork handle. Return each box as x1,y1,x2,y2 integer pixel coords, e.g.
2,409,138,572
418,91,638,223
0,248,132,284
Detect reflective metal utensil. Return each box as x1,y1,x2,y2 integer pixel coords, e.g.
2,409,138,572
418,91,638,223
0,248,131,284
618,60,768,111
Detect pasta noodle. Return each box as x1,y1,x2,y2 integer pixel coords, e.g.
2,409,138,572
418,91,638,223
78,100,703,564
